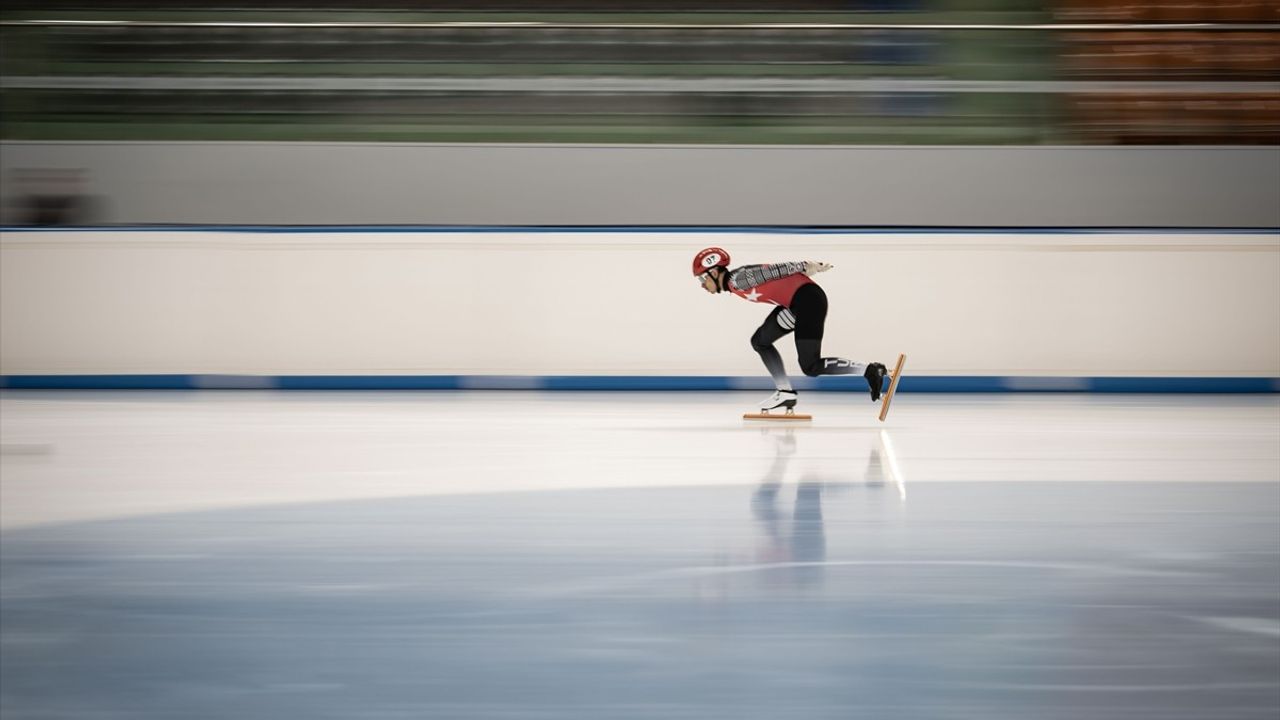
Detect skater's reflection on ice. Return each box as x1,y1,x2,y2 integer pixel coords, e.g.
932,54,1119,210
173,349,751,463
748,427,906,590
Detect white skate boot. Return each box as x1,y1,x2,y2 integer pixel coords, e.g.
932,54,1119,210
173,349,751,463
744,389,810,421
759,390,799,413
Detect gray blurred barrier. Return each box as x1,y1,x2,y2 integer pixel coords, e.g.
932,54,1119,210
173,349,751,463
1,142,1277,227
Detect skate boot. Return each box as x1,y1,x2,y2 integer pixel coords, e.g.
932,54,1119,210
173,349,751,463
864,363,887,402
759,390,799,413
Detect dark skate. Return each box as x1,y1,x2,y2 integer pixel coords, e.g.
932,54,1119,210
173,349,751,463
864,363,887,402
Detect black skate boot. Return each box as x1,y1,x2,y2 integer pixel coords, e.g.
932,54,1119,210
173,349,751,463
864,363,887,402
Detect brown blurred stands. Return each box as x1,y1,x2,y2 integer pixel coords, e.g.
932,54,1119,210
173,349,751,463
1057,0,1280,143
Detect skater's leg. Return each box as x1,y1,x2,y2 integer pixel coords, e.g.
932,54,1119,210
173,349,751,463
751,306,796,391
790,284,886,400
796,338,885,401
751,307,801,411
795,338,867,377
790,286,867,377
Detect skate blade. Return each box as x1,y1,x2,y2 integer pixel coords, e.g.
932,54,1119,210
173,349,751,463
744,412,812,421
878,352,907,422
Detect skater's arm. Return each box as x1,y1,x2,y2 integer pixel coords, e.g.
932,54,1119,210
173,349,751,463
730,261,832,289
729,262,808,290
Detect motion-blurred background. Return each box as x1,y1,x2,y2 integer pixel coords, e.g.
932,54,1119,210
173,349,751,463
3,0,1278,148
4,0,1278,230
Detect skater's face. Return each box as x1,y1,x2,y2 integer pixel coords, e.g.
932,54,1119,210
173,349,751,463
699,269,719,294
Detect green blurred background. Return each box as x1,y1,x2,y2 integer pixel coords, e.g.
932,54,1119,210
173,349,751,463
2,0,1277,145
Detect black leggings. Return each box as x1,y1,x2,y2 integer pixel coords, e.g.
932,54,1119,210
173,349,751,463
750,283,857,378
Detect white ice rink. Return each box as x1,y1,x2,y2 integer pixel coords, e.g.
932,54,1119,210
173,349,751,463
2,390,1279,719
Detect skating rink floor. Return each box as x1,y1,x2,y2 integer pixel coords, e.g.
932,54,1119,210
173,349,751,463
2,390,1278,719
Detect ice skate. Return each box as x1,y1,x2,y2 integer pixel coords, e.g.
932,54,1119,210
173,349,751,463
744,390,810,421
878,353,907,423
759,389,798,412
864,363,887,402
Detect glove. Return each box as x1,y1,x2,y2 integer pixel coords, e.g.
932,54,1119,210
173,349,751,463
804,261,833,275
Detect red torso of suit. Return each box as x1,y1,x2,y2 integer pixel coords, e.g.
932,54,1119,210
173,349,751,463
727,263,813,308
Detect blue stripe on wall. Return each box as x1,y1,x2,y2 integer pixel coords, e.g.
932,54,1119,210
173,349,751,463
276,375,464,390
544,376,741,391
1087,377,1279,393
1,374,197,390
1,375,1276,393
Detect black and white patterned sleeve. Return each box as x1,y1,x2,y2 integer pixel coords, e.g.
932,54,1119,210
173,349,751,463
729,262,808,290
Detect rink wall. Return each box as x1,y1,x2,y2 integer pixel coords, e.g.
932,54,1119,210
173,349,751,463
1,227,1278,392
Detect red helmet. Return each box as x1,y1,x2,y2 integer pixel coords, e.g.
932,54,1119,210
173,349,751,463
692,247,730,277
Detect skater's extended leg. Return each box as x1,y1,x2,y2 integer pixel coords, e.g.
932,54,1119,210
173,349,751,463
790,284,887,401
795,338,866,377
795,338,886,401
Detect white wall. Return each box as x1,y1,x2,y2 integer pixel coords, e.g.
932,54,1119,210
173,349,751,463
2,230,1278,377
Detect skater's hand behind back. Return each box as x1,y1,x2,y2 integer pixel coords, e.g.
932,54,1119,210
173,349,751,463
804,261,833,276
